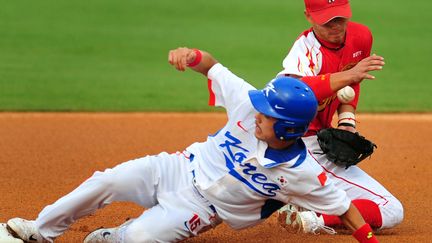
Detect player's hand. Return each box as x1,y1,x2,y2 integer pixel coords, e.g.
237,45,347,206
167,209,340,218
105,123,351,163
347,54,385,83
168,47,197,71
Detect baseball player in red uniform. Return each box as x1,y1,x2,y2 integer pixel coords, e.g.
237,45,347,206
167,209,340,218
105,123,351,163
2,47,382,242
277,0,404,235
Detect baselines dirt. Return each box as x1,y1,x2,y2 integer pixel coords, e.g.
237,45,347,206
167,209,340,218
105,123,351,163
0,113,430,242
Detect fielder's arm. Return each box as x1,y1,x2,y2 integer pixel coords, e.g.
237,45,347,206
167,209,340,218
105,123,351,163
168,47,217,76
333,55,385,133
288,55,385,101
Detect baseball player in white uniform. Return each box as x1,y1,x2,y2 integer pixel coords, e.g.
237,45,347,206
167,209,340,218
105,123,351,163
4,47,379,242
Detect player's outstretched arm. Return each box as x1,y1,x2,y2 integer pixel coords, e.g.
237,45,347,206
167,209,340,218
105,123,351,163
299,54,384,101
168,47,218,76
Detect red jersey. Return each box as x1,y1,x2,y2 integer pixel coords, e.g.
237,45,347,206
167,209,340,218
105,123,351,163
277,22,372,135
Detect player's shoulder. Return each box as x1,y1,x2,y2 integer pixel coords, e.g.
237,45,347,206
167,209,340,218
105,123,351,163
346,21,373,49
296,28,315,41
291,28,319,49
347,21,372,37
297,28,314,39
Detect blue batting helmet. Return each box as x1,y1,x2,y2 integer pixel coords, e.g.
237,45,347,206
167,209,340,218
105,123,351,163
248,77,318,140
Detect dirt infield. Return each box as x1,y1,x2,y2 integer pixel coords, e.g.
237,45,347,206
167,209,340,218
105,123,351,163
0,113,431,242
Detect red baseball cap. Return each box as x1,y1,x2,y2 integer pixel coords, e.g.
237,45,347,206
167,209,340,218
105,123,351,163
304,0,352,25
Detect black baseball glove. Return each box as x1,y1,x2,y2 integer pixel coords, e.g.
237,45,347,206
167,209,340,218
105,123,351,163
316,128,377,169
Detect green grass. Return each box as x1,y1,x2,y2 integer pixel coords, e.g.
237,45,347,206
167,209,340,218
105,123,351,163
0,0,431,112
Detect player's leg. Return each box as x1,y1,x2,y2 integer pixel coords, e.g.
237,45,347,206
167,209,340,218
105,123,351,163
84,186,221,243
316,163,403,229
7,151,192,242
304,136,404,230
124,196,220,242
278,166,402,234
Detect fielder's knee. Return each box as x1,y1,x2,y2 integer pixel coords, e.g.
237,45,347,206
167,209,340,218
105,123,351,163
380,198,404,229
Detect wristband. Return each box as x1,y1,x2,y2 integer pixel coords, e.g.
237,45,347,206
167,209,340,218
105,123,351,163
338,122,356,128
338,112,356,127
353,224,378,243
187,49,202,67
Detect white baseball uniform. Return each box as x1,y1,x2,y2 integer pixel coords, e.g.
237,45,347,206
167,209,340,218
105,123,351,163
277,23,404,229
34,63,351,242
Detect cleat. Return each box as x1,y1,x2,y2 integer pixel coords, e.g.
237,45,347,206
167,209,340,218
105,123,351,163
0,223,24,243
6,218,48,243
83,228,119,243
83,218,134,243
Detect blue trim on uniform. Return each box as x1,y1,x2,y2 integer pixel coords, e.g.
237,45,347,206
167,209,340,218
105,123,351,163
224,153,235,169
263,139,307,168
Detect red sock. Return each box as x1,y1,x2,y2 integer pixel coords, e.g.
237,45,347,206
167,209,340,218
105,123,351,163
353,223,379,242
321,199,383,228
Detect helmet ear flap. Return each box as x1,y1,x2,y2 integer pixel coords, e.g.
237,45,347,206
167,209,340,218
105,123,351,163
274,121,286,140
274,121,287,140
273,120,309,141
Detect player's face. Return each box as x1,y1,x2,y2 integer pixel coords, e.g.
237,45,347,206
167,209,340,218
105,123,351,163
254,113,278,142
310,17,348,45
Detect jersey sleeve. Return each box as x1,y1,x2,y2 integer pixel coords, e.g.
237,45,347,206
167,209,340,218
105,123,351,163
301,74,334,101
292,182,351,216
282,161,351,216
277,34,322,77
207,63,256,115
